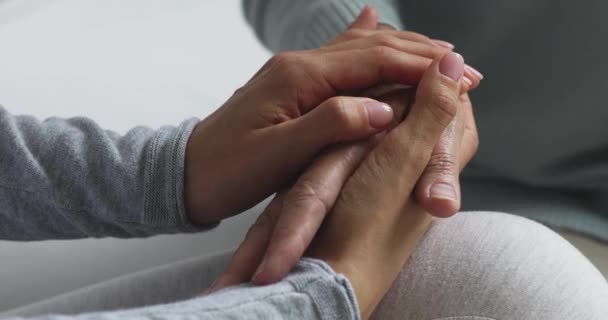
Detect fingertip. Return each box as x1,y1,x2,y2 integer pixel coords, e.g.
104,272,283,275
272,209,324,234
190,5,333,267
251,262,267,285
416,178,461,217
359,4,377,19
252,255,285,285
424,197,460,218
465,64,484,80
463,76,473,88
351,4,377,30
438,52,465,82
416,182,460,217
360,4,371,15
460,79,473,94
366,4,378,21
365,100,394,129
432,39,455,49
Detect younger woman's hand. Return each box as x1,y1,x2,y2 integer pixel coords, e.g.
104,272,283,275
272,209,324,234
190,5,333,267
184,15,472,225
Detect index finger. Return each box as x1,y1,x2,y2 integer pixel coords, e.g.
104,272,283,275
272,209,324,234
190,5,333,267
287,47,434,111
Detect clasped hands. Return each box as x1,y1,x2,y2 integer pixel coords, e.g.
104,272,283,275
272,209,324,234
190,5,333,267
184,6,482,318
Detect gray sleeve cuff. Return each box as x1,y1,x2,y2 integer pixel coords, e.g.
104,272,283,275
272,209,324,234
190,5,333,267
290,258,362,320
1,259,360,320
259,0,404,52
297,0,404,50
194,258,361,320
143,118,218,233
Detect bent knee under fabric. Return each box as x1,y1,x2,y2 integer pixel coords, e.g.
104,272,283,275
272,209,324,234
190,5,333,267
6,212,607,319
2,252,231,317
372,211,608,320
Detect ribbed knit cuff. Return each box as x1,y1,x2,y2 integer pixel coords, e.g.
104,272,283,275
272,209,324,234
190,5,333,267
290,258,361,320
296,0,404,50
142,118,216,233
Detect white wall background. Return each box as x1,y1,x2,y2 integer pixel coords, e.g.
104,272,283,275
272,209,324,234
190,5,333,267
0,0,271,311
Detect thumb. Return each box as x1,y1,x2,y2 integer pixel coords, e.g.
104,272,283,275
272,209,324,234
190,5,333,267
362,52,463,190
398,52,464,148
243,96,392,201
349,4,378,30
286,96,394,151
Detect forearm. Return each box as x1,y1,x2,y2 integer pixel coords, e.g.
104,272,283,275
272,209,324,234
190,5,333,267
4,259,359,320
242,0,404,52
0,106,207,240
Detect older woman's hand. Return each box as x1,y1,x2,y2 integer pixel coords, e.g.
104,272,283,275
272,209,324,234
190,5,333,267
307,52,476,319
184,13,468,225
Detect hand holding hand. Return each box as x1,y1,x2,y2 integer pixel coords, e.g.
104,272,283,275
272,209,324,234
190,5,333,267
307,51,477,319
206,5,481,293
184,18,467,225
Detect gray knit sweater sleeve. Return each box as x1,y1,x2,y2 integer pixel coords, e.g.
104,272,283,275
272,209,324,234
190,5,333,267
4,259,361,320
242,0,404,52
0,106,207,240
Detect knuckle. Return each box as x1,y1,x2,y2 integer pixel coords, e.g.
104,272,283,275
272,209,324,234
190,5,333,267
372,34,399,48
269,52,305,75
426,152,458,175
427,91,458,127
269,51,299,65
326,97,355,129
370,45,395,60
232,86,246,96
345,29,367,39
371,135,406,168
379,132,431,168
250,209,278,234
268,52,316,88
404,31,432,43
284,180,329,215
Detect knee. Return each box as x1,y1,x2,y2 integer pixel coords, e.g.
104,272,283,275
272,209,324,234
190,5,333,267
373,212,608,320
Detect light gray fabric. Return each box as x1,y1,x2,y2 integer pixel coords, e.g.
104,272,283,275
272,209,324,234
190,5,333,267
1,258,360,320
0,105,361,319
560,231,608,278
4,212,607,319
373,212,608,320
0,106,207,240
241,0,403,53
241,0,608,242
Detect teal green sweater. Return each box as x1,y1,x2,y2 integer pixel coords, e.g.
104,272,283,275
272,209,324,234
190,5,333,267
243,0,608,242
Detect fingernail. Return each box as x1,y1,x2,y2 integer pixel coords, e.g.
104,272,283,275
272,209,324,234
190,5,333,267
463,76,473,87
366,100,393,128
439,52,464,81
253,255,285,285
430,183,457,201
432,39,455,49
252,260,267,284
465,65,484,80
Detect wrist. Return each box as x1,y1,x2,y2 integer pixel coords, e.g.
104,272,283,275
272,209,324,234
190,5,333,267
183,121,221,226
327,260,382,320
308,202,433,319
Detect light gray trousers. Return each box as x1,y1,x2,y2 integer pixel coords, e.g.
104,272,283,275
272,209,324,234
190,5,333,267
4,212,608,320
